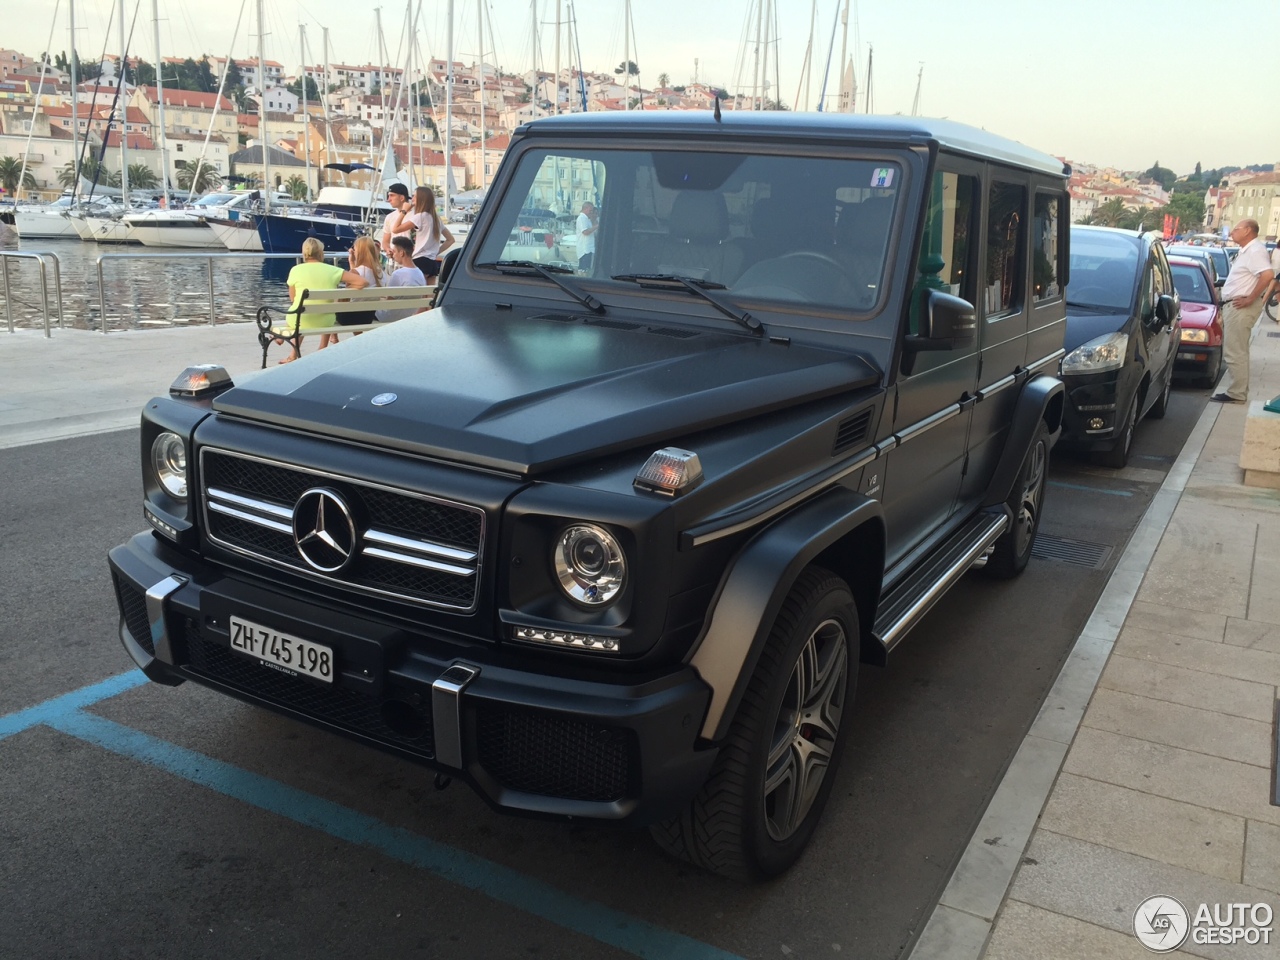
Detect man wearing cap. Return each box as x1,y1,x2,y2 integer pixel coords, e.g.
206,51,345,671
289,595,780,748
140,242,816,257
1211,218,1275,402
382,183,410,256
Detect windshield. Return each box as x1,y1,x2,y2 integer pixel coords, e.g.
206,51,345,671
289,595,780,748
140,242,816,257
1171,263,1213,304
472,146,903,314
1068,231,1140,310
194,193,237,207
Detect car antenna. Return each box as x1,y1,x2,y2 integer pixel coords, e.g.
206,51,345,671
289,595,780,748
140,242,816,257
713,95,722,122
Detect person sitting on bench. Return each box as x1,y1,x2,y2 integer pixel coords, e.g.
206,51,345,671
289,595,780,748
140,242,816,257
282,237,368,362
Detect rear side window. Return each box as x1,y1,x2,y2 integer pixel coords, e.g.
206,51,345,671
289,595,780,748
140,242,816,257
915,171,978,301
986,181,1027,316
1032,192,1062,302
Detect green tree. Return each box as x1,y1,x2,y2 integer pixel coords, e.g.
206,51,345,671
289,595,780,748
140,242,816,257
283,173,309,200
126,163,158,189
0,155,36,194
614,60,639,77
656,72,670,89
1141,161,1176,192
226,82,251,112
1089,197,1128,227
286,74,321,102
1165,191,1206,231
175,160,223,192
126,58,157,87
57,160,78,189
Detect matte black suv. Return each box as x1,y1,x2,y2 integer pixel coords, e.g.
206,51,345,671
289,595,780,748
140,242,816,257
108,113,1068,880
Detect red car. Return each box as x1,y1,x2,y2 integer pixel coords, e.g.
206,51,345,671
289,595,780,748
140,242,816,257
1169,254,1223,384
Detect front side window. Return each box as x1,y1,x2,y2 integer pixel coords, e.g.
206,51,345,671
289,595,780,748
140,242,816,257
472,146,903,315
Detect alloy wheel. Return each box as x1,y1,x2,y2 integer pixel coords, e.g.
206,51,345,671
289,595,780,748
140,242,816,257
763,617,848,841
1014,438,1046,556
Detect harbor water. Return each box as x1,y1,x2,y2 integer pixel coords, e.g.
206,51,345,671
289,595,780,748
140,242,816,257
0,228,329,332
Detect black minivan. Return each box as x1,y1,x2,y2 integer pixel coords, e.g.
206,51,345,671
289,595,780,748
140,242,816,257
1059,225,1180,467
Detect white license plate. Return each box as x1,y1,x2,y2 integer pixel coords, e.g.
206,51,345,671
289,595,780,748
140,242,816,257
229,616,334,683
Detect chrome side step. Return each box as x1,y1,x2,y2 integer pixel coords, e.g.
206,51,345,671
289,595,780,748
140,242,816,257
873,512,1009,654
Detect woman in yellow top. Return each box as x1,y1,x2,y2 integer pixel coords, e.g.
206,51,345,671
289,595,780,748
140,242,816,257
281,237,368,362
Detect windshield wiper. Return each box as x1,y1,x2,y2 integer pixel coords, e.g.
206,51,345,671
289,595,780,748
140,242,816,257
611,273,763,337
474,260,604,314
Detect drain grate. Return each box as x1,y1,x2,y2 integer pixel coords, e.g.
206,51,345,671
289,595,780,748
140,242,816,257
1268,332,1280,338
1032,533,1113,569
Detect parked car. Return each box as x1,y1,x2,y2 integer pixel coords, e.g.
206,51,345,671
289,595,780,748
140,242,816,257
1061,225,1180,467
1168,254,1223,385
1167,243,1230,286
108,114,1070,880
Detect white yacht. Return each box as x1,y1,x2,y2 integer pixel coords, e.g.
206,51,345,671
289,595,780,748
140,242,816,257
14,197,89,239
124,192,259,248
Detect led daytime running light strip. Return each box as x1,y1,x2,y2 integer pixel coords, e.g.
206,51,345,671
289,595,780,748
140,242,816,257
512,627,621,653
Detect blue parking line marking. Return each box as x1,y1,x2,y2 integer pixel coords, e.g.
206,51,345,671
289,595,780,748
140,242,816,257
45,708,745,960
1048,480,1134,497
0,671,148,741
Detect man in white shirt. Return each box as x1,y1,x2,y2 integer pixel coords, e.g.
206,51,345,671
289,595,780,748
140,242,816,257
381,183,410,256
1212,219,1275,402
576,201,598,274
376,236,429,322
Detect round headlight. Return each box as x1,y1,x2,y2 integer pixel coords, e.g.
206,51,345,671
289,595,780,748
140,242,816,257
151,432,188,499
554,523,626,606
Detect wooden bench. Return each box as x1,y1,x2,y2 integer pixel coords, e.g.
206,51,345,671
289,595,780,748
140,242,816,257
254,285,438,367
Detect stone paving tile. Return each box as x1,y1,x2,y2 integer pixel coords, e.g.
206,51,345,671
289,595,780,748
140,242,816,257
1124,600,1226,643
1064,728,1280,828
1135,509,1256,619
1226,618,1280,655
1250,520,1280,626
1083,688,1273,769
1245,821,1280,896
1113,628,1280,688
984,900,1153,960
908,904,991,960
1099,654,1276,723
1009,831,1280,960
1039,773,1245,882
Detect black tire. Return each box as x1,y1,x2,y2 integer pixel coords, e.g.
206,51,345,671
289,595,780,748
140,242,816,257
1266,291,1277,322
1095,394,1137,468
1147,370,1172,420
650,567,857,880
1203,351,1222,388
982,419,1050,580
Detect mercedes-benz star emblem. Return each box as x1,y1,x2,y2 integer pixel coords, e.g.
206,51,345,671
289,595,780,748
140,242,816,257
293,487,358,573
371,392,398,406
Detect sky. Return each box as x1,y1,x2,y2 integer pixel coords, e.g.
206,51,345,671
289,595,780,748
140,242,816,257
10,0,1279,175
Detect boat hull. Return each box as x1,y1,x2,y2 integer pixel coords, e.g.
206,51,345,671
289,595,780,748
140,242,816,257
84,216,140,244
208,216,263,252
256,213,366,254
14,210,80,239
125,216,223,248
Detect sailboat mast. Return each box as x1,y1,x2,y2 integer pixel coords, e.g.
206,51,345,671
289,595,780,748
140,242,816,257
553,0,560,116
623,0,630,112
152,0,168,205
911,63,922,116
478,0,485,188
865,44,873,114
117,0,129,202
445,0,453,211
837,0,849,106
257,0,270,209
299,25,309,200
752,0,762,110
70,0,80,193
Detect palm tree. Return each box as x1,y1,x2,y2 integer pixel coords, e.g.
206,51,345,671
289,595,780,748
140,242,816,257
0,155,36,194
656,72,670,90
57,161,79,189
175,160,223,193
127,163,158,189
283,174,308,200
1089,197,1127,228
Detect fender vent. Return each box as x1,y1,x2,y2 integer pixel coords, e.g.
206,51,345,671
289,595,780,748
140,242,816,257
833,409,873,456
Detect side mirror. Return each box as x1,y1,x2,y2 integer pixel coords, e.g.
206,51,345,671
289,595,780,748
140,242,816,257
1214,276,1225,288
437,247,462,289
902,289,976,375
1155,293,1177,328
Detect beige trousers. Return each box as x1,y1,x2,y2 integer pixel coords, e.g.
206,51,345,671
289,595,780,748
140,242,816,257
1219,299,1266,400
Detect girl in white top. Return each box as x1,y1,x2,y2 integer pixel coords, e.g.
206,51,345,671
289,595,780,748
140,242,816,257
390,185,455,285
333,236,384,337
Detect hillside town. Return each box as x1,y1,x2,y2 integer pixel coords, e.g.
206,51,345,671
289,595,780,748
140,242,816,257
2,41,1277,239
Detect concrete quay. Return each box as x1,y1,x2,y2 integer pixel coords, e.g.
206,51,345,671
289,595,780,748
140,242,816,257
912,319,1280,958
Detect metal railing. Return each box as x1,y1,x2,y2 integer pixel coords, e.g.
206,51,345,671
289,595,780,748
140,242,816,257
0,251,64,337
94,251,351,334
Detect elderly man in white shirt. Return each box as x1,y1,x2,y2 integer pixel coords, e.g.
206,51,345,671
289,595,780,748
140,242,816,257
1212,219,1275,402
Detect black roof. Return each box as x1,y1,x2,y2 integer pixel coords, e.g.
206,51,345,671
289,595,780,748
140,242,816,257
517,112,1068,179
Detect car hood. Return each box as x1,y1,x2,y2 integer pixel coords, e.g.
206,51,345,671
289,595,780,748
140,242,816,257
1178,301,1218,329
1063,307,1132,353
214,306,882,475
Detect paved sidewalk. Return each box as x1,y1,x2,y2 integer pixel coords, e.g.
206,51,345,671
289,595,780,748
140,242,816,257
912,322,1280,959
0,323,267,449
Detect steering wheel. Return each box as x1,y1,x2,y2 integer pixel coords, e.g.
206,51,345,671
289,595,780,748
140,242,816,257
776,250,846,272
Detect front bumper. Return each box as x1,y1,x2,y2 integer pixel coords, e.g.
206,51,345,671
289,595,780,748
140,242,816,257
108,531,716,825
1057,371,1130,450
1173,342,1221,379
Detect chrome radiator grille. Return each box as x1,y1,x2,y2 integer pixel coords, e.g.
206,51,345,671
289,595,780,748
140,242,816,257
200,448,484,611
